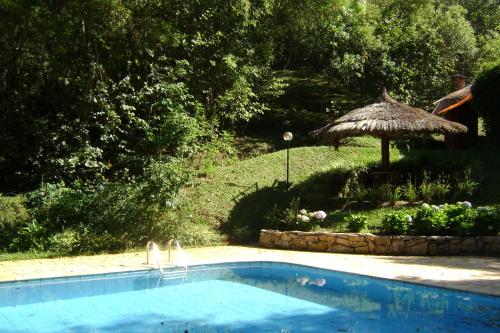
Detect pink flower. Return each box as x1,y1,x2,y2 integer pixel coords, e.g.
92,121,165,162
313,211,327,219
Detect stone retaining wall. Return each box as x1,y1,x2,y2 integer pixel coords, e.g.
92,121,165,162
259,230,500,256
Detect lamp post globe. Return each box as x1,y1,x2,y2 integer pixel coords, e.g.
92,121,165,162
283,131,293,141
283,132,293,190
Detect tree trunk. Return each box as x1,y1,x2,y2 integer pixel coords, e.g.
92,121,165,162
381,137,390,170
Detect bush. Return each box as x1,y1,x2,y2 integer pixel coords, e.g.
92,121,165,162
441,204,477,236
0,195,29,250
373,184,402,204
14,159,193,254
454,168,479,200
340,169,371,202
412,207,447,235
271,197,303,231
267,198,327,232
345,214,367,233
48,229,80,255
401,178,418,202
473,64,500,143
419,172,450,203
9,220,47,252
381,212,411,235
474,208,500,236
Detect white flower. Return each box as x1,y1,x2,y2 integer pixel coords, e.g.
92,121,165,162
461,201,472,208
296,214,302,219
300,215,310,222
438,204,445,209
314,211,327,219
422,203,430,209
431,205,440,210
406,215,413,223
299,209,307,215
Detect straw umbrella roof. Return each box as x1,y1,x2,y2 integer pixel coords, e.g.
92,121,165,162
313,90,467,140
433,84,473,116
312,90,467,169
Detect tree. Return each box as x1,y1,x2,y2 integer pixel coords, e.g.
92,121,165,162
374,1,477,107
0,0,283,190
472,64,500,143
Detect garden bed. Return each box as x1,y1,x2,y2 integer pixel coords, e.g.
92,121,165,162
259,229,500,256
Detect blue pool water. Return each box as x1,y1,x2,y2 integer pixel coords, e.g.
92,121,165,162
0,261,499,333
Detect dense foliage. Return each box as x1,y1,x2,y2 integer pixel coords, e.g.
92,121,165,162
0,0,282,191
473,64,500,143
0,159,222,253
1,0,498,191
272,0,493,107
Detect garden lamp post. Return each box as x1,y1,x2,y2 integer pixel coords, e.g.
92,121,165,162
283,131,293,190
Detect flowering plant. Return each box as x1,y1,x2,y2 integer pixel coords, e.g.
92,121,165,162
270,198,329,231
296,209,327,224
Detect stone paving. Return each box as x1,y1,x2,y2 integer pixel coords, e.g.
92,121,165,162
1,246,499,296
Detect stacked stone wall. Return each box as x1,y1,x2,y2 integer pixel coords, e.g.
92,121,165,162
259,230,500,256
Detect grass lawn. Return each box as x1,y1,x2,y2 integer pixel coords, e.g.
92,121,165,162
184,136,396,239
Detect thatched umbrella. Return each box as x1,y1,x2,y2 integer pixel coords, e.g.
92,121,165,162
312,90,468,169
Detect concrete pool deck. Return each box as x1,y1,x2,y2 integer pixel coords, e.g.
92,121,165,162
0,246,499,296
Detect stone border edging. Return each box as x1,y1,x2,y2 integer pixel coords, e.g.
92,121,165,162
259,230,500,256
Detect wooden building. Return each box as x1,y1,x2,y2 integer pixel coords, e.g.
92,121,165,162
433,74,478,149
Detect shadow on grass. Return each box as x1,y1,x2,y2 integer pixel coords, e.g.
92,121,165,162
223,180,294,240
223,167,359,240
394,145,500,205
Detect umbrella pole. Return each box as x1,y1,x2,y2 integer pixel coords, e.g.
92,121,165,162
381,137,390,169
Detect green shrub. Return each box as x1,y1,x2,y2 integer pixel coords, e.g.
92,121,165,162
351,182,372,202
0,195,29,250
412,207,447,235
432,175,451,203
26,182,93,234
19,159,193,254
454,168,479,200
442,204,477,236
473,208,500,236
48,229,80,255
10,220,47,252
345,214,367,232
230,225,252,243
341,170,370,202
372,184,402,204
193,132,237,177
268,198,326,232
473,64,500,143
419,172,450,203
401,178,418,202
274,197,303,231
381,212,411,235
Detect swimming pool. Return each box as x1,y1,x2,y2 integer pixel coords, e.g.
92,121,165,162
0,261,498,332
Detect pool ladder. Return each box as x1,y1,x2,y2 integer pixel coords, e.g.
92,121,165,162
146,240,188,286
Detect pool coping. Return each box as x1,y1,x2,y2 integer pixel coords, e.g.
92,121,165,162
2,260,499,301
0,246,499,296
